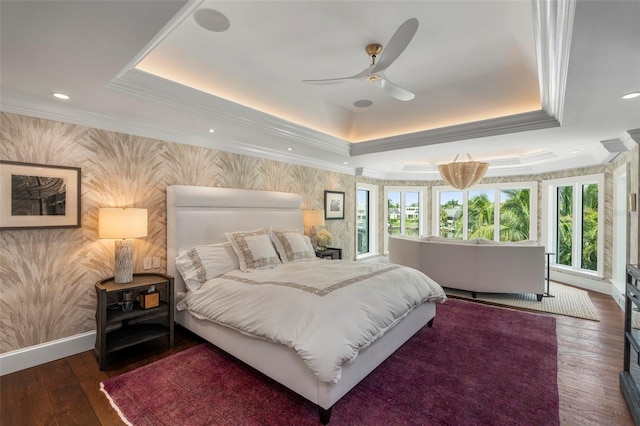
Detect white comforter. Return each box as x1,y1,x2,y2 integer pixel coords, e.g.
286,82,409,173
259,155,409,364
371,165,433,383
179,260,446,383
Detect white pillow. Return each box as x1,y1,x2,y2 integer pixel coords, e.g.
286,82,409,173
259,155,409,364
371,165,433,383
270,229,316,263
302,235,315,254
175,242,239,291
225,228,282,272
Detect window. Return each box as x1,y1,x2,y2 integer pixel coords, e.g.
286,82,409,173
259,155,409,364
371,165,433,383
438,190,463,239
384,187,426,252
432,183,536,242
357,183,378,258
544,174,603,275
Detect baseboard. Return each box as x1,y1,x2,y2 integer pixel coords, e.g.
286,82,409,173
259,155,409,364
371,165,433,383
0,331,96,376
611,285,626,311
549,269,610,294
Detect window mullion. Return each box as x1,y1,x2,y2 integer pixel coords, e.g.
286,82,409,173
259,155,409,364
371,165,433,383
573,182,582,271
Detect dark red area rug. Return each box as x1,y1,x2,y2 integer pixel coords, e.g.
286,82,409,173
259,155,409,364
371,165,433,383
101,299,559,425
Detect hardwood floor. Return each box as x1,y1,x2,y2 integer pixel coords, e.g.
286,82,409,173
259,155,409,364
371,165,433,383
0,288,634,425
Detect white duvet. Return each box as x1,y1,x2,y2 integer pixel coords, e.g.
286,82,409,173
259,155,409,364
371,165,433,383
178,260,446,383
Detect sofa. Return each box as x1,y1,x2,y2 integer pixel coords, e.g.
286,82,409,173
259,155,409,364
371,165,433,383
388,235,545,301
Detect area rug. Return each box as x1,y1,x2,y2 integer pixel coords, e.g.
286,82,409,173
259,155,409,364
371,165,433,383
445,281,599,321
100,299,559,426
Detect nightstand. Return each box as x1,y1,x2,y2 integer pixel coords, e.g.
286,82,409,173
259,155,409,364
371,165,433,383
316,247,342,260
94,273,174,370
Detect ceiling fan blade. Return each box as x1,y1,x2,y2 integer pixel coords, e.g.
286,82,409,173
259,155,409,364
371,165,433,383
303,65,375,85
371,18,419,74
379,76,415,101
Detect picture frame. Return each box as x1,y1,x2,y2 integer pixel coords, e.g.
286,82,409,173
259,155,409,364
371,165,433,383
324,190,345,220
0,161,81,230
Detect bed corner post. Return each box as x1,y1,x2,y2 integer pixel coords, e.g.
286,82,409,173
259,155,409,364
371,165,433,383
319,406,333,424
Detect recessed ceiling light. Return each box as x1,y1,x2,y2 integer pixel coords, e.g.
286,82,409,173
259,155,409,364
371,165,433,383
287,147,292,151
570,150,580,154
52,92,69,100
343,161,349,165
208,129,215,133
353,99,373,108
622,91,640,100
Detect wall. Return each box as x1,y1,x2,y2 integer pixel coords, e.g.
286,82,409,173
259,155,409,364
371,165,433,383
358,157,638,286
0,112,355,354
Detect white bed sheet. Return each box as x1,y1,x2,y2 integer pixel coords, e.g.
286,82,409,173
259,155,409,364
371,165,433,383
178,260,446,383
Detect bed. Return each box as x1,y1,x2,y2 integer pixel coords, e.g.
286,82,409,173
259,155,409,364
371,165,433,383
166,185,446,423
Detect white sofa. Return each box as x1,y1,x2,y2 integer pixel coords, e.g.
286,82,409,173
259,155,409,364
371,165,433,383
388,235,546,301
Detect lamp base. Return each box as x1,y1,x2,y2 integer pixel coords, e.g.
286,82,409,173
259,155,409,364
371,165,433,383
308,226,318,249
114,239,134,283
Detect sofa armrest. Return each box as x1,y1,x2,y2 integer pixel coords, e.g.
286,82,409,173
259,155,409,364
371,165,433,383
388,236,422,271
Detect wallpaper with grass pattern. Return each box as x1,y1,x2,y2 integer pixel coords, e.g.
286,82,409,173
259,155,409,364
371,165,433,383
0,111,638,354
0,112,354,353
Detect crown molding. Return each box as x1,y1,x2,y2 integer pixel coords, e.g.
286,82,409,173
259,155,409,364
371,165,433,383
350,110,560,156
628,128,640,144
107,70,352,157
532,0,575,124
0,95,354,176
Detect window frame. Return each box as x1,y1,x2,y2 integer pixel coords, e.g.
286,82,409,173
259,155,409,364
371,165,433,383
431,181,538,241
356,183,378,259
384,186,428,253
542,173,604,277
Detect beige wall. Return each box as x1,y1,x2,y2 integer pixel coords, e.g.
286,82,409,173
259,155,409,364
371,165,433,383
1,111,637,355
0,112,355,354
358,149,639,282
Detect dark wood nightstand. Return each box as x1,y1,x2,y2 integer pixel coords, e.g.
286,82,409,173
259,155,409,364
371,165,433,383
94,273,174,370
315,247,342,260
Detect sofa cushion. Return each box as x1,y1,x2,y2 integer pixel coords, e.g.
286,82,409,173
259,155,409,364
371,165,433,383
425,236,478,244
476,238,539,246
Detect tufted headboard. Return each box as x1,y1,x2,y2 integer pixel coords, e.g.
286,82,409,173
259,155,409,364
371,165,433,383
166,185,303,295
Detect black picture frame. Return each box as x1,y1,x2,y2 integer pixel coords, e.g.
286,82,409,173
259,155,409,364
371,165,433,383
0,160,81,230
324,190,345,220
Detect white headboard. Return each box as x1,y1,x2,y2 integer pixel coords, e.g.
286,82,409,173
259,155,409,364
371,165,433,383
166,185,303,294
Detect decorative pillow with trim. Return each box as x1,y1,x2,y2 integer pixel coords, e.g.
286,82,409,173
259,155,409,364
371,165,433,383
175,242,239,291
225,228,282,272
270,229,316,263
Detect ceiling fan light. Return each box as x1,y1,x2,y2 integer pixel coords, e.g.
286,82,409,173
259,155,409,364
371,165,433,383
438,155,489,189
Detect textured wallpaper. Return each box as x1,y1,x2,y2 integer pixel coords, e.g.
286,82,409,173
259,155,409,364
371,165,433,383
358,162,623,277
0,111,637,354
0,112,354,353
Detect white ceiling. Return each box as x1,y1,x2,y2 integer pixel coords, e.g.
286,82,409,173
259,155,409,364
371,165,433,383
1,0,639,180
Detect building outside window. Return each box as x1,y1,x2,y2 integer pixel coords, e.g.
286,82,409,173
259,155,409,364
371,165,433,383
432,182,537,242
384,187,426,252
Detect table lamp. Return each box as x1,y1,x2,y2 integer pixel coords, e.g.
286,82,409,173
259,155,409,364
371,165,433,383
98,207,148,283
303,209,325,249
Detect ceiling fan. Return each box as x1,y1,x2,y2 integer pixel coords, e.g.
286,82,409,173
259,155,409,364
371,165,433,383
302,18,419,102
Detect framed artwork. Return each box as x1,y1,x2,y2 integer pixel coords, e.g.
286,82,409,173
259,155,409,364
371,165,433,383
0,161,81,230
324,190,345,220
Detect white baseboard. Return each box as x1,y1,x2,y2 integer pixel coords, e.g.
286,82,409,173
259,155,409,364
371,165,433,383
549,269,611,294
0,331,96,376
611,284,626,311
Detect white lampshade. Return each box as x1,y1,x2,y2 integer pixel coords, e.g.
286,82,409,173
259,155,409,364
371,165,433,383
303,210,325,227
99,207,148,283
98,208,148,239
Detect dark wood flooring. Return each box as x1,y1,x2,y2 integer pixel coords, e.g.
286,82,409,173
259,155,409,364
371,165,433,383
0,288,634,425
